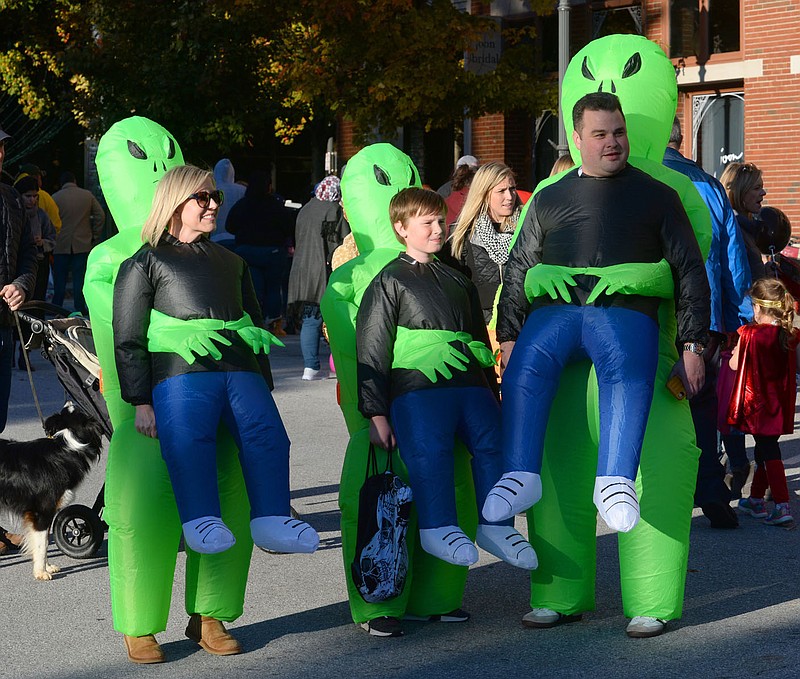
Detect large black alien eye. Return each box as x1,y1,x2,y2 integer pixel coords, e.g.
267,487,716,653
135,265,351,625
166,137,176,159
622,52,642,78
581,56,595,81
409,166,418,186
127,141,147,160
374,164,391,186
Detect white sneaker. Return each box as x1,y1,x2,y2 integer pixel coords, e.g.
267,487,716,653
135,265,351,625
302,367,328,381
521,608,582,628
626,616,666,638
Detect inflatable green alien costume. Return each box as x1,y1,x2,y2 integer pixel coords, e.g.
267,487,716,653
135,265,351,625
511,36,712,622
84,118,252,636
321,144,479,625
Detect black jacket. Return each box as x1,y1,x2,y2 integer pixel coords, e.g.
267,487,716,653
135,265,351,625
0,184,37,327
114,233,271,406
357,253,498,418
497,165,710,345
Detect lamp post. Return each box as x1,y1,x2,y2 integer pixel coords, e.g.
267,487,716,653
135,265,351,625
557,0,572,156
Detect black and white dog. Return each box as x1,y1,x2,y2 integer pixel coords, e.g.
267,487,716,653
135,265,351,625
0,404,103,580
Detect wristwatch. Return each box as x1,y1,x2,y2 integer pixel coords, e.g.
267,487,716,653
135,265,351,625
683,342,705,356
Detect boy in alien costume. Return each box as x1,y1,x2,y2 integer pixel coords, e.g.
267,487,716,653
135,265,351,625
497,36,712,635
322,144,483,636
84,118,252,641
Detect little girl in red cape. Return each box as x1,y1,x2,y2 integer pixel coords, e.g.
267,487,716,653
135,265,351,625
728,277,799,526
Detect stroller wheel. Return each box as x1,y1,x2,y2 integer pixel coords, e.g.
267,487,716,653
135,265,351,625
52,504,104,559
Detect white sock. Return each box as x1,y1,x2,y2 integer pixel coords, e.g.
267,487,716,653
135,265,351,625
482,472,542,523
251,516,319,553
183,516,236,554
593,476,640,533
476,524,538,570
419,526,478,566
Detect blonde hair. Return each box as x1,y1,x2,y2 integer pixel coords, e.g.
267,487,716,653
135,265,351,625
750,277,795,345
550,154,576,177
450,162,519,260
720,162,763,218
141,165,214,246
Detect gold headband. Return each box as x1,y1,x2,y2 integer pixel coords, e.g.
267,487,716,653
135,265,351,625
751,296,784,310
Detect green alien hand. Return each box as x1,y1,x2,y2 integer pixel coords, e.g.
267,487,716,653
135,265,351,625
585,260,674,304
524,265,577,303
151,327,232,364
236,326,285,356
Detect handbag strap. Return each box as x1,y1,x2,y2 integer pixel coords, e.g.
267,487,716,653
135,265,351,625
366,443,378,481
384,446,395,474
366,443,396,480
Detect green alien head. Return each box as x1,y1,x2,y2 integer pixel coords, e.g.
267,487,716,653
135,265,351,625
562,35,677,163
340,143,422,254
96,116,184,232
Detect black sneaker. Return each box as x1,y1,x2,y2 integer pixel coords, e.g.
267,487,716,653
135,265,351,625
701,502,739,529
404,608,471,623
360,617,403,637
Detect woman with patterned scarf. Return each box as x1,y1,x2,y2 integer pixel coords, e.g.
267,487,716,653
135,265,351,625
448,162,522,325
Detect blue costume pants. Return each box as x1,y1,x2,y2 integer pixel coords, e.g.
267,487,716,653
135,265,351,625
390,386,511,530
503,305,659,480
152,370,291,523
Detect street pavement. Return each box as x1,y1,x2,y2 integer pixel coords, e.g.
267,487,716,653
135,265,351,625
1,335,798,679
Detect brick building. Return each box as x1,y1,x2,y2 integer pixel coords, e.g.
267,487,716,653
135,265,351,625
338,1,800,229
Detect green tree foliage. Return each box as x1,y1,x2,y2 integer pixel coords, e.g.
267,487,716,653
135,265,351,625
0,0,557,149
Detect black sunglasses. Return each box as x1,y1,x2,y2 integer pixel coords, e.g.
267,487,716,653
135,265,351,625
189,189,224,208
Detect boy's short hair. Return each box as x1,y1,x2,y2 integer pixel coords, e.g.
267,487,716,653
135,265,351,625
389,187,446,230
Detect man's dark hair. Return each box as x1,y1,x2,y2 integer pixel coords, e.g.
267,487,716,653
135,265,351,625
572,92,625,134
669,117,683,147
59,171,76,186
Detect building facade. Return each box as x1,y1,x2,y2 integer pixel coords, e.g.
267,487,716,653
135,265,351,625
338,1,800,229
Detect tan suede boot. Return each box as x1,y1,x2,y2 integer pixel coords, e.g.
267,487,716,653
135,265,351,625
185,614,242,655
123,634,165,664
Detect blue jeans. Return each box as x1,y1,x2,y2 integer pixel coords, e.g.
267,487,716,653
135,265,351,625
300,303,323,370
502,305,659,480
0,327,12,432
52,252,89,314
152,371,291,523
235,245,287,322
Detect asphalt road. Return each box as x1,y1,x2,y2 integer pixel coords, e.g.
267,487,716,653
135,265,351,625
1,335,798,679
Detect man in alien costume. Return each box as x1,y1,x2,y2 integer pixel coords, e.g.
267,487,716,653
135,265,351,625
495,36,712,638
322,144,485,637
84,118,252,654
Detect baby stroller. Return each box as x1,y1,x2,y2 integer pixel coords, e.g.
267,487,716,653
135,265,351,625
16,301,109,559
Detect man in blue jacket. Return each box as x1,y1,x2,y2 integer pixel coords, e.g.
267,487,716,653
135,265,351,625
663,117,752,528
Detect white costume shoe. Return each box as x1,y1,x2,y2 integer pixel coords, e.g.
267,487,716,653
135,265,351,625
476,524,538,570
419,526,478,566
183,516,236,554
593,476,640,533
251,516,319,553
482,472,542,523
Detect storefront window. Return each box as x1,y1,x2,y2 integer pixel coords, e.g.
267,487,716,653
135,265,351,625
593,2,643,39
670,0,740,60
692,92,744,179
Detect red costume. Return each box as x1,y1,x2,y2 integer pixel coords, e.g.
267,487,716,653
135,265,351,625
727,324,799,436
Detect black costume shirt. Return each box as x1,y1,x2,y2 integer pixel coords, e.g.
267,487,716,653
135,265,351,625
114,233,271,406
497,165,710,345
357,253,498,418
